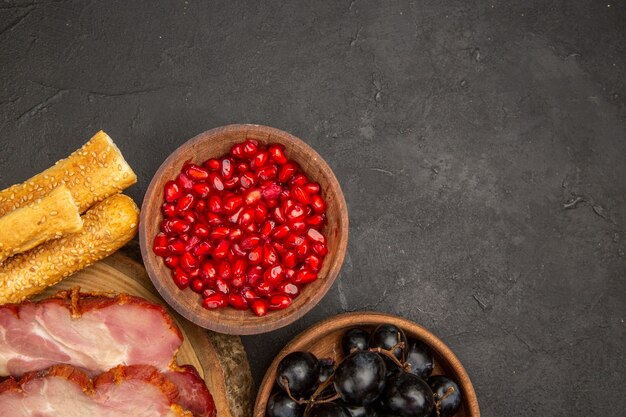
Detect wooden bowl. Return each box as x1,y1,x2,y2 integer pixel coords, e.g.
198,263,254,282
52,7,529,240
253,312,480,417
139,124,349,335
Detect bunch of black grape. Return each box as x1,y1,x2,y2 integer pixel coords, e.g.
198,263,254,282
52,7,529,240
266,324,462,417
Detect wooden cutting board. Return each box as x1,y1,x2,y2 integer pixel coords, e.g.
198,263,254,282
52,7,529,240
39,250,254,417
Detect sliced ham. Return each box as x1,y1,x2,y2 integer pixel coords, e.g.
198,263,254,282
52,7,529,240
0,364,191,417
165,365,217,417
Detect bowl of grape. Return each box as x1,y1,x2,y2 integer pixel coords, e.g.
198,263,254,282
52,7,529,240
254,312,479,417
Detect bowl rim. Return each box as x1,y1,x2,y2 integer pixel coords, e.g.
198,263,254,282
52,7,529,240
139,124,349,335
253,311,481,417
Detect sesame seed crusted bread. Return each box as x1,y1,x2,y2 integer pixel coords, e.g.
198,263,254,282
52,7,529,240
0,194,139,305
0,130,137,216
0,185,83,263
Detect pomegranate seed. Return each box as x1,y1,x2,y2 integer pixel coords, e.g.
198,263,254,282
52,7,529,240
164,255,179,269
227,206,244,224
307,228,326,243
162,203,177,218
230,144,244,159
190,279,204,293
311,195,327,214
243,188,262,205
254,203,268,222
252,150,269,169
229,227,243,241
167,239,185,255
184,235,201,252
236,161,249,173
182,211,197,225
238,207,255,226
218,260,231,279
247,265,264,286
278,163,297,183
285,232,305,248
291,186,311,204
304,182,320,194
232,242,247,257
176,194,195,212
312,242,328,256
153,234,168,256
273,206,287,223
260,220,275,239
213,240,230,259
241,288,258,301
192,241,213,258
233,258,248,276
228,294,248,310
264,264,284,285
221,158,234,179
187,164,209,180
194,199,207,213
248,245,262,265
283,251,297,268
306,215,325,229
203,294,228,309
211,226,230,241
290,221,306,232
173,268,190,289
241,235,261,250
169,219,189,234
215,277,230,294
210,173,224,191
268,295,292,310
273,241,286,255
285,268,296,280
202,289,216,298
192,223,210,238
242,221,258,234
272,224,290,239
295,240,310,258
192,182,211,197
277,282,299,296
251,299,268,316
231,276,245,288
223,195,243,213
201,260,217,279
177,172,194,190
304,254,322,272
180,252,198,272
208,196,222,213
164,181,182,202
255,282,272,296
262,242,278,267
293,269,317,284
207,212,222,225
269,144,287,164
243,139,258,156
257,164,278,181
223,176,240,189
240,172,257,188
205,158,221,171
290,173,308,186
285,204,305,221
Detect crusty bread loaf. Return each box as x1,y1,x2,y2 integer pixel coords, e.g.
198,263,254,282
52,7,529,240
0,194,139,304
0,131,137,216
0,185,83,263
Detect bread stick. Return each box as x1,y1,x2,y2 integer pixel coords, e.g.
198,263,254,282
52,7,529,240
0,194,139,304
0,186,82,263
0,131,137,216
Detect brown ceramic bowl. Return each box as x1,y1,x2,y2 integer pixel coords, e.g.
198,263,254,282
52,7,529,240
139,124,349,335
254,312,480,417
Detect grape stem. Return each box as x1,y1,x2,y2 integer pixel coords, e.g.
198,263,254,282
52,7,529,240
434,386,455,417
368,340,407,370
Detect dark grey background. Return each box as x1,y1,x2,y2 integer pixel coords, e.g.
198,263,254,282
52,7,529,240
1,1,625,415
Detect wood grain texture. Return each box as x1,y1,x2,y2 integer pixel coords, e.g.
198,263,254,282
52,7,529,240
38,251,254,417
253,312,480,417
139,124,349,335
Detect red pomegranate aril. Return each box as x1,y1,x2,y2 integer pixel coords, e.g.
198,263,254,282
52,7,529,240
290,173,308,186
238,207,255,227
285,204,305,222
273,206,287,223
177,172,194,191
295,240,310,258
213,240,230,259
304,254,322,272
228,294,248,310
306,215,325,229
211,226,230,241
153,234,168,256
247,265,264,286
207,212,223,225
162,203,177,218
192,241,213,258
311,194,327,214
255,282,272,296
262,242,278,267
187,164,209,180
202,294,228,309
215,277,230,294
252,150,269,170
244,188,262,205
257,164,278,181
283,251,297,268
285,232,305,248
285,268,296,280
232,242,247,257
180,252,198,272
233,258,248,276
191,183,211,198
194,199,207,214
290,221,306,232
307,228,326,243
202,288,216,298
230,144,245,159
227,206,244,224
281,198,294,214
241,288,258,301
273,241,286,255
176,194,195,212
173,268,190,290
304,182,320,194
277,282,299,296
190,279,204,293
181,211,197,225
261,182,282,201
251,299,268,317
223,176,240,189
241,235,261,250
208,196,222,213
291,186,311,204
231,276,245,288
272,224,290,239
205,158,221,171
164,255,179,269
266,198,279,208
221,158,233,179
184,235,201,252
293,269,317,284
218,260,231,280
243,139,258,156
243,222,258,234
264,264,285,286
254,202,268,222
228,227,243,241
312,242,328,256
200,260,217,279
210,173,224,191
167,239,185,255
269,144,287,165
278,163,297,183
192,223,210,238
223,196,243,213
248,245,263,265
164,180,182,202
236,161,249,173
240,172,257,188
268,295,292,310
260,220,275,239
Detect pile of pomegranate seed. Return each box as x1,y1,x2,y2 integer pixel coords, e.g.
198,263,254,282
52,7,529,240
153,139,328,316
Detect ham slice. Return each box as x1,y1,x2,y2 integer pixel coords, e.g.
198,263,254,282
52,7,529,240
0,290,216,417
0,364,192,417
